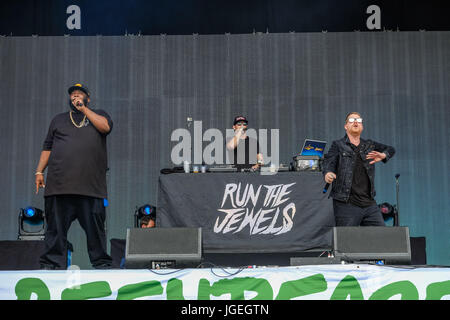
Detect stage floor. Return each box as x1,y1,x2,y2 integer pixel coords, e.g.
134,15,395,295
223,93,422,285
2,264,449,300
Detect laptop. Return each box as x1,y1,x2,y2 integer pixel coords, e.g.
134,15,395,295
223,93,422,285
300,139,327,157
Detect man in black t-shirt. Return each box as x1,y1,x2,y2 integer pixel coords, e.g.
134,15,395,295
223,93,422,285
35,83,113,269
322,112,396,226
226,116,264,171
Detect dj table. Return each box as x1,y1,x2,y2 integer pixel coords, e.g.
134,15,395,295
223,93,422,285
157,172,335,254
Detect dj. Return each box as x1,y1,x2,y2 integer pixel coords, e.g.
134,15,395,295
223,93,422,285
226,116,264,171
322,112,396,226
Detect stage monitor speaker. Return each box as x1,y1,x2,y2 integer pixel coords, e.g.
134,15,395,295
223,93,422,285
0,241,72,270
125,228,202,269
333,227,411,265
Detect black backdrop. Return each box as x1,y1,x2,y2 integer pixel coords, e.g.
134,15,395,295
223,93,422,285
1,0,450,36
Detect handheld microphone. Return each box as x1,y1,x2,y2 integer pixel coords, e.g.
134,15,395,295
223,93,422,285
75,97,88,107
394,173,400,226
323,183,330,193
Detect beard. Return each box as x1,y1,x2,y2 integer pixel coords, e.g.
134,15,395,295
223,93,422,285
68,97,88,113
345,123,363,135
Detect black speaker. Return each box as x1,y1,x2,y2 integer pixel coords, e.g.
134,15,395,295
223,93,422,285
410,237,427,265
125,228,202,269
0,240,72,270
0,241,45,270
333,227,411,265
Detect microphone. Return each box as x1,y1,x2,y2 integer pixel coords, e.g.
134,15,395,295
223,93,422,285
76,101,83,107
394,173,400,226
323,183,330,193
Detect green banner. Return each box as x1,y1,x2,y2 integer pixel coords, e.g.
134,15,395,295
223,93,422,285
2,265,449,300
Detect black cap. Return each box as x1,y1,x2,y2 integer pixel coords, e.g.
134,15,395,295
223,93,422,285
68,83,90,96
233,116,248,125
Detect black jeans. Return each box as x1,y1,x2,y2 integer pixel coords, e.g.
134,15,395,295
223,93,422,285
333,199,385,226
40,195,112,269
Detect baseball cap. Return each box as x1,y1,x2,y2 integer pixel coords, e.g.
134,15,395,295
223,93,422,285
68,83,90,96
233,116,248,125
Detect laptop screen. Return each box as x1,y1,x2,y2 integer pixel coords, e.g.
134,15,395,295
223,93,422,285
300,139,327,157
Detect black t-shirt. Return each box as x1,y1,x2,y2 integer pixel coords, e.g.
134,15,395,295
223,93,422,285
228,136,260,170
42,109,113,198
348,143,376,207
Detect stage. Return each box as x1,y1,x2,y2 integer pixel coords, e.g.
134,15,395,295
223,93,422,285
2,264,449,300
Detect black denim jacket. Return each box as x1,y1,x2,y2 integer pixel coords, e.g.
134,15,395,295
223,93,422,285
322,135,395,202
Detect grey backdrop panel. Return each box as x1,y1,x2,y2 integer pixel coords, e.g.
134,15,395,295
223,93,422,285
0,32,449,268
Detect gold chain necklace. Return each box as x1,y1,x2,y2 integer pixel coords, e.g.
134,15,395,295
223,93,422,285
69,111,87,128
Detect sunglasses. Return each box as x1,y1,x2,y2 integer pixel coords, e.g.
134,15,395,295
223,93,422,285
347,118,363,123
235,122,248,126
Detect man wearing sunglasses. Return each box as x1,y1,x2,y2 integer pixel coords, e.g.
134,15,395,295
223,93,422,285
322,112,395,226
226,116,264,171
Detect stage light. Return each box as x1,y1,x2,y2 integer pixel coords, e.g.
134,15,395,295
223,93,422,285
134,204,156,228
138,204,155,217
378,202,398,227
21,206,44,220
143,205,151,215
379,202,393,215
25,207,35,218
23,206,39,219
18,206,45,240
